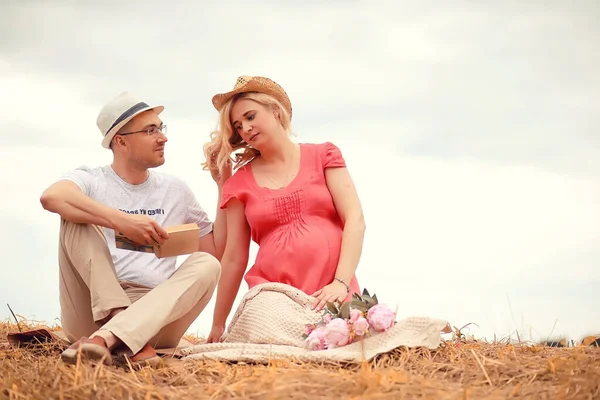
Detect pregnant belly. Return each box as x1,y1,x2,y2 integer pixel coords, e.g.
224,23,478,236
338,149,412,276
246,224,342,294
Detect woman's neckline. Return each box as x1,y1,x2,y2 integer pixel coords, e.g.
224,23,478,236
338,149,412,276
247,143,305,192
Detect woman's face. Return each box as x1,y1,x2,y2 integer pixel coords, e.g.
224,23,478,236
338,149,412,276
230,98,281,147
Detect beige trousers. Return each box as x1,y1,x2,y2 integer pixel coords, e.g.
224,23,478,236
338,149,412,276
58,218,220,354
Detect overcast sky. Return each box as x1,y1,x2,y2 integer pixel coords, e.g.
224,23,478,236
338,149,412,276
1,0,599,343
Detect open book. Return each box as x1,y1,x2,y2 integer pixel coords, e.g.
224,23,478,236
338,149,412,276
115,223,200,258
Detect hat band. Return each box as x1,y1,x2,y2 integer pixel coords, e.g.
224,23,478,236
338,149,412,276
105,101,150,136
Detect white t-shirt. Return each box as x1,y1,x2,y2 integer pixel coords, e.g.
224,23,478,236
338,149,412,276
61,165,213,288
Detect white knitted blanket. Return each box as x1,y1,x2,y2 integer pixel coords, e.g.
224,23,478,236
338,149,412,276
182,282,449,364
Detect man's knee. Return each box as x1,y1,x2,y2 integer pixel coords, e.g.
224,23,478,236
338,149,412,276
60,217,90,232
60,218,105,246
60,217,81,240
183,252,222,284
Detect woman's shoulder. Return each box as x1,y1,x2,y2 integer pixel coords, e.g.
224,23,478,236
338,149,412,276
300,141,340,151
222,163,252,192
300,141,346,168
219,163,254,209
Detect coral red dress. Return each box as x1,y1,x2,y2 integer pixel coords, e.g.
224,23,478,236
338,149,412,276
220,142,360,297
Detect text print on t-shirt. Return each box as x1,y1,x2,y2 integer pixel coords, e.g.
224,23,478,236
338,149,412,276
119,208,165,216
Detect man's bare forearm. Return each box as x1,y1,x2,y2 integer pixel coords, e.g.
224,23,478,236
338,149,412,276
40,180,122,228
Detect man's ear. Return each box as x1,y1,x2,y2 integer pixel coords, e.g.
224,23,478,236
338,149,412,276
112,135,125,148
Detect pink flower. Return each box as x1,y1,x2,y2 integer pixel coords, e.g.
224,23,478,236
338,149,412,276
349,308,362,323
305,326,327,350
323,313,333,324
353,316,369,336
304,324,316,336
324,318,350,349
367,304,396,332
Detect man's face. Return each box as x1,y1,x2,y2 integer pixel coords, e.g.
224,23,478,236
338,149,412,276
113,109,168,169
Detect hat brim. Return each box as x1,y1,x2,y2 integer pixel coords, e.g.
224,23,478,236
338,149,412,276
211,78,292,120
101,105,164,149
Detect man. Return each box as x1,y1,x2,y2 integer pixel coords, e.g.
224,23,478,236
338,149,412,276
40,92,229,367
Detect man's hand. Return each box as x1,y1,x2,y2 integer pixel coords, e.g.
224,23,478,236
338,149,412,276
113,213,169,246
206,324,225,343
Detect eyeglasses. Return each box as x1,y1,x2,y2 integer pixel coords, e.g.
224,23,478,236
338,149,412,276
118,124,167,137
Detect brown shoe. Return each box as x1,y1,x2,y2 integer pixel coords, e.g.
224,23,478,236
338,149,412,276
61,336,112,366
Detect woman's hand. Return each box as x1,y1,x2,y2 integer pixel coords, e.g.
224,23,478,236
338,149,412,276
311,280,349,311
206,324,226,343
210,156,232,186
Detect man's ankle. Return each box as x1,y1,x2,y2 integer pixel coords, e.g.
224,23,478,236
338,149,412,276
90,329,120,350
108,307,126,319
97,307,127,326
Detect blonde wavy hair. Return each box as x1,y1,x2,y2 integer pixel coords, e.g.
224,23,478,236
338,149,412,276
202,92,292,173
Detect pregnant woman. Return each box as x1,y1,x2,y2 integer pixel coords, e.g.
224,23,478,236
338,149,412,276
202,75,366,343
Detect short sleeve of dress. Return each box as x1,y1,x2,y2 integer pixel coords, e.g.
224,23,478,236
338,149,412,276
321,142,347,169
219,172,244,209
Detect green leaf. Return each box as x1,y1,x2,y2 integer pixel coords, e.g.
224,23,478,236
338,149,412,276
350,300,369,312
339,302,351,320
326,301,339,315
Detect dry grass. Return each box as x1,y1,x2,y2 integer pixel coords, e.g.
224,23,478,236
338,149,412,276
1,319,599,400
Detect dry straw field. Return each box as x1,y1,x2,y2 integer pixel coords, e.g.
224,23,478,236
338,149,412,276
1,319,598,400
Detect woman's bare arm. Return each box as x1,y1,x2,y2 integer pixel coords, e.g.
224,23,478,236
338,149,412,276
210,199,251,330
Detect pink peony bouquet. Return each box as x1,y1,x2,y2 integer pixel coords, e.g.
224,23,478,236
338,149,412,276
304,289,396,351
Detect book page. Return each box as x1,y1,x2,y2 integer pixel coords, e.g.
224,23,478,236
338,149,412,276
115,232,155,254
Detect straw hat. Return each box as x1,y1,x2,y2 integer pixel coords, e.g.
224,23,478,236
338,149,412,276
211,76,292,119
96,91,164,149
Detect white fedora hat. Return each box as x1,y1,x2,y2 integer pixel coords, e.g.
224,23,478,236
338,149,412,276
96,92,164,149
